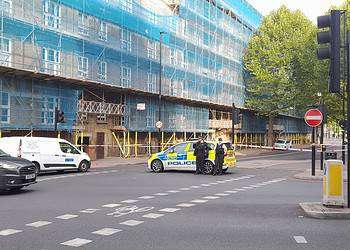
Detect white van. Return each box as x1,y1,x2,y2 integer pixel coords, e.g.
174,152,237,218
0,137,91,174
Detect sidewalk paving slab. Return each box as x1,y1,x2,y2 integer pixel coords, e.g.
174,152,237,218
300,202,350,219
294,169,347,181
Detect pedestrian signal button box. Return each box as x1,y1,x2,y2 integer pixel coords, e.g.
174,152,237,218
323,160,345,207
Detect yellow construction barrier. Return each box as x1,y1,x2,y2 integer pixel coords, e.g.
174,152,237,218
323,160,345,207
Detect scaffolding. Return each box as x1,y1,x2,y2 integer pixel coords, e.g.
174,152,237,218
0,0,263,133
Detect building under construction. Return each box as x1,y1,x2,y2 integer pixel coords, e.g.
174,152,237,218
0,0,308,159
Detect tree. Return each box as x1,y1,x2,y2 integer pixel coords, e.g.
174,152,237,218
243,6,327,145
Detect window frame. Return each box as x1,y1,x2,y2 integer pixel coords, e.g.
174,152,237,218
0,36,12,67
40,97,55,125
147,72,156,93
78,12,89,35
121,29,132,52
78,56,89,77
120,65,131,87
0,92,10,124
42,47,61,75
43,0,61,29
98,60,107,81
99,21,108,41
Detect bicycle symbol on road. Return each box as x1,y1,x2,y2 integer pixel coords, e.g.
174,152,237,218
107,205,154,217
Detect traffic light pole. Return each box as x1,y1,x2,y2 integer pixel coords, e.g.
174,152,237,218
231,103,235,145
347,31,350,208
54,106,58,132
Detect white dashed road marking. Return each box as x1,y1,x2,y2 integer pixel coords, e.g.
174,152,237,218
201,184,210,187
225,191,238,194
180,188,190,191
293,236,307,244
143,213,164,219
102,204,121,208
190,186,200,188
92,228,122,236
167,190,180,193
120,220,144,226
0,229,22,236
215,193,230,196
121,199,138,204
154,193,169,196
80,209,100,214
61,238,92,247
139,196,155,199
203,196,220,199
56,214,79,220
191,199,208,203
159,208,180,213
177,203,196,208
26,221,52,228
235,189,246,191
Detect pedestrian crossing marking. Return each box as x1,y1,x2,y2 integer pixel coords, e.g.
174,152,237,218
60,238,92,247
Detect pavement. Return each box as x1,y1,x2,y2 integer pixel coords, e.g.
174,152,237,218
1,150,350,249
300,202,350,219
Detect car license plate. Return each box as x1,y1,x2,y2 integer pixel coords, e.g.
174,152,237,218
25,173,36,180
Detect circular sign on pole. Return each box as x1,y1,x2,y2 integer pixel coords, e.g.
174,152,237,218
156,121,163,129
305,109,323,127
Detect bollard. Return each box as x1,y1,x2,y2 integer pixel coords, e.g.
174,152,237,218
323,159,344,207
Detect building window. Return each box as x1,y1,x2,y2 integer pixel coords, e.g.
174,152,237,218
40,97,55,125
0,92,10,124
99,21,108,41
78,56,88,77
121,29,131,51
146,104,155,128
120,66,131,87
120,0,133,13
42,47,60,75
0,36,12,67
147,39,157,59
1,0,12,16
78,12,89,35
98,61,107,80
43,0,61,29
147,73,156,93
170,48,177,65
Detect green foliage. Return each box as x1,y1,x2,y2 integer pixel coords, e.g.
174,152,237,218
243,6,328,118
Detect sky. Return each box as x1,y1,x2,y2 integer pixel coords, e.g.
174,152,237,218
248,0,344,22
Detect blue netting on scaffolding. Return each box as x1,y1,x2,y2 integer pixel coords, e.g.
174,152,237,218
0,76,80,131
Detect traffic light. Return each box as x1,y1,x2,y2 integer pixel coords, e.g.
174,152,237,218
317,10,341,93
232,109,241,125
55,107,65,124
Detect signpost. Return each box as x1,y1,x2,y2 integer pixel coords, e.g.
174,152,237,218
305,109,323,176
156,121,163,129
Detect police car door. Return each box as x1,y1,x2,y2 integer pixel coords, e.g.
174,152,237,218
165,143,187,170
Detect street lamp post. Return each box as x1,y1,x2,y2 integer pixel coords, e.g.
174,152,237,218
158,31,166,151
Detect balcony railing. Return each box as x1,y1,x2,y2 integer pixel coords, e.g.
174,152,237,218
78,100,125,116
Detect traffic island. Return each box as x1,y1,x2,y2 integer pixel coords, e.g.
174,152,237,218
299,202,350,219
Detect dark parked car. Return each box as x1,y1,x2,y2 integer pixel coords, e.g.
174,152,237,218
0,149,37,191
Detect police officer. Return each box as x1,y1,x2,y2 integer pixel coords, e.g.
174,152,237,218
194,138,209,175
213,138,225,176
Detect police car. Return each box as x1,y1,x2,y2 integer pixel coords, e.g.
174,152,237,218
147,141,236,174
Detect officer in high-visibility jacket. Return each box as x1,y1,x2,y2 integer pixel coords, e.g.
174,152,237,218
213,139,225,176
194,138,209,175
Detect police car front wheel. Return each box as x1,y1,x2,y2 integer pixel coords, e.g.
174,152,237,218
151,160,164,173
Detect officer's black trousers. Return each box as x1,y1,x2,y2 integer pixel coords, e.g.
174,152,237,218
196,158,205,174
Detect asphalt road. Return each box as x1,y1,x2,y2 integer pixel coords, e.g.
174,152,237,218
0,151,349,250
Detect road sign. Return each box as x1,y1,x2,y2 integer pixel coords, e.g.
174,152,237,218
305,109,323,127
136,103,146,111
156,121,163,129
